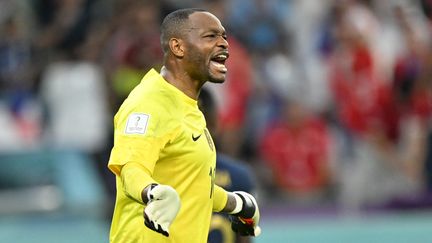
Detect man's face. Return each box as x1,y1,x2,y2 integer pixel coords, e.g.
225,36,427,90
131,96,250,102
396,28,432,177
182,12,229,84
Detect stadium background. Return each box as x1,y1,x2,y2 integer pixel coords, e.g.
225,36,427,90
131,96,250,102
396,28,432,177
1,0,432,242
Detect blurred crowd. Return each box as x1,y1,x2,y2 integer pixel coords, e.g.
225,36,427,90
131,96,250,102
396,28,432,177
1,0,432,213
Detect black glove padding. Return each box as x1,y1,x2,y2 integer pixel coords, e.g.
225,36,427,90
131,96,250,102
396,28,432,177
230,191,261,236
144,211,169,236
229,215,257,236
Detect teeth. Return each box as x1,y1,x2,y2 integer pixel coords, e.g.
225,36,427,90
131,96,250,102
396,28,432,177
216,54,227,60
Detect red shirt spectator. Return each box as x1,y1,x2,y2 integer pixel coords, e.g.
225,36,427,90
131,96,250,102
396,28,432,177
259,101,332,194
328,43,399,141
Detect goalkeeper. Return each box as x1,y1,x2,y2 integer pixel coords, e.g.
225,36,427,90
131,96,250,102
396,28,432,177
107,8,261,243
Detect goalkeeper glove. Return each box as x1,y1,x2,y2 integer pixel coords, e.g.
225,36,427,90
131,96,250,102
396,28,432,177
229,191,261,236
143,184,181,237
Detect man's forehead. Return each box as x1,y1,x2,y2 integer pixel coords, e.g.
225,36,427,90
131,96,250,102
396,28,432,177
187,12,225,31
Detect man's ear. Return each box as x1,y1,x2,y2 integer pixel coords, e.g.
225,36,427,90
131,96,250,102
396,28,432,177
169,38,184,58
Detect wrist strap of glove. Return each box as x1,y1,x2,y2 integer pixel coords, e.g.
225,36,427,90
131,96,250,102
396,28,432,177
232,192,256,219
145,183,159,203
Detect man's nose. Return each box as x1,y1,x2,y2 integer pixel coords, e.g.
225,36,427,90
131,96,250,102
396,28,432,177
217,36,229,48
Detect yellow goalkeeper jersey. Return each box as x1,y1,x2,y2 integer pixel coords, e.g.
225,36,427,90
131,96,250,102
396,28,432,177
108,69,227,243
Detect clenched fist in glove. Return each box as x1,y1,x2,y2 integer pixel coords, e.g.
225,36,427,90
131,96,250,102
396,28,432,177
229,191,261,236
143,184,181,237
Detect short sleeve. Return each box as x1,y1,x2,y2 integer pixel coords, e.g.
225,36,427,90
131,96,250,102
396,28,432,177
108,104,177,177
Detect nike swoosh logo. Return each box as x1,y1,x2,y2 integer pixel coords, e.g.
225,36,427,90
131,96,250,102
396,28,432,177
192,134,202,141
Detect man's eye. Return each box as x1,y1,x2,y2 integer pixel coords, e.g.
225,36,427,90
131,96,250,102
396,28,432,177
205,34,216,38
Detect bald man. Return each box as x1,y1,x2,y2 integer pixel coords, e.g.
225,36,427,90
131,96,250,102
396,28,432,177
107,8,260,243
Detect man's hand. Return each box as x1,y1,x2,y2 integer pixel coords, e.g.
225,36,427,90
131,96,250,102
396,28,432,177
143,184,181,237
230,191,261,236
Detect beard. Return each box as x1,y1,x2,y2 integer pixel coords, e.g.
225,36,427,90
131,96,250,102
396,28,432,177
185,46,226,84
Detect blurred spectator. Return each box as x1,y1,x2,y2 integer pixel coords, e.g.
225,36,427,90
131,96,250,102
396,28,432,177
226,0,290,54
246,42,300,157
417,0,432,195
325,0,396,139
420,0,432,27
288,0,333,113
324,0,429,211
392,2,431,179
259,99,334,205
39,41,110,155
0,0,41,151
102,0,163,111
32,0,94,53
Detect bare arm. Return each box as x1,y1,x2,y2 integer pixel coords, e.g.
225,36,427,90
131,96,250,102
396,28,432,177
220,192,238,213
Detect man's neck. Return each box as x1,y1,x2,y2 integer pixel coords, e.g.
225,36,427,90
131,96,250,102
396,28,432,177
160,66,202,100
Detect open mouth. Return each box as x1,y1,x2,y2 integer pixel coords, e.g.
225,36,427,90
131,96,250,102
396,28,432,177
210,51,229,73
